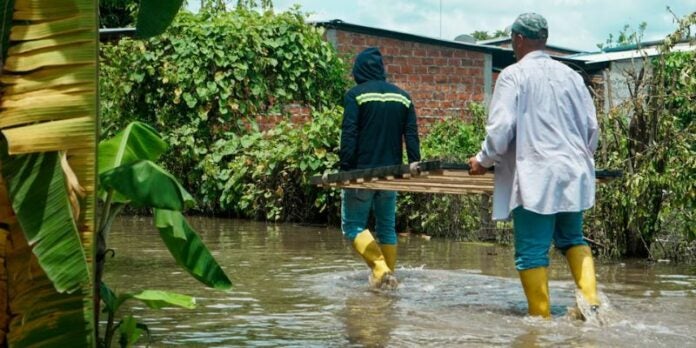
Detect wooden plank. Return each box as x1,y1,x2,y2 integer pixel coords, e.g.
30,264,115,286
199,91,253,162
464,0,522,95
421,174,494,183
311,161,622,194
310,160,446,185
368,181,493,190
436,170,495,179
335,183,492,195
384,176,493,186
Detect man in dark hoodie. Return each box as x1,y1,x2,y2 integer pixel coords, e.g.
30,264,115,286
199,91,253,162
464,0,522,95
340,47,420,289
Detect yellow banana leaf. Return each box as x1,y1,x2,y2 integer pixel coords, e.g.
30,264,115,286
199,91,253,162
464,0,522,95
0,0,96,345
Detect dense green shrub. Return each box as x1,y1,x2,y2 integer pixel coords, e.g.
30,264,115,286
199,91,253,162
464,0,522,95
199,107,343,222
586,16,695,260
100,7,349,211
396,103,496,240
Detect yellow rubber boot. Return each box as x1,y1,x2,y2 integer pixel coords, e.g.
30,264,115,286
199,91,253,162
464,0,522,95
519,267,551,318
565,245,600,307
380,244,397,272
353,230,397,289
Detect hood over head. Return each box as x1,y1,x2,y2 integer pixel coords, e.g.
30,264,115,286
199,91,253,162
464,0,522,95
352,47,386,83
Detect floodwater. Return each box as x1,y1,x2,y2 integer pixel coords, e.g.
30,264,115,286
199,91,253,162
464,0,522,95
104,217,696,347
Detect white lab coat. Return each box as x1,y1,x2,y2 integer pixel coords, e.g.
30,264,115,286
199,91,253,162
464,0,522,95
476,50,599,220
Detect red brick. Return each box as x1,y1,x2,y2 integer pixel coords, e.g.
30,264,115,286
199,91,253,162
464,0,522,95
414,65,428,74
469,52,485,60
401,64,414,74
435,57,448,66
426,49,440,57
351,37,366,46
460,58,474,66
387,64,402,74
421,74,434,83
435,75,448,83
382,46,399,56
399,48,414,56
297,28,493,135
453,50,468,58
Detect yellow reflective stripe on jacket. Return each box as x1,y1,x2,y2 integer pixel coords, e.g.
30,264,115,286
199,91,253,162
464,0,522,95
355,93,411,108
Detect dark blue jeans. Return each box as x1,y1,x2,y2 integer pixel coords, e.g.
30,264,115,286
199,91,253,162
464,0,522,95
341,189,397,245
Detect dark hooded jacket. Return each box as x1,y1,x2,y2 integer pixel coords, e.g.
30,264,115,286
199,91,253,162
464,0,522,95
340,47,420,170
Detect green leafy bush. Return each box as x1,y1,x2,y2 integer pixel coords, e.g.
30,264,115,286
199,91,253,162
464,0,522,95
586,16,695,260
396,103,496,240
100,7,349,211
199,107,343,222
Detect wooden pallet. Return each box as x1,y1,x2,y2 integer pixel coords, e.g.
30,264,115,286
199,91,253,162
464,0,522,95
310,160,621,195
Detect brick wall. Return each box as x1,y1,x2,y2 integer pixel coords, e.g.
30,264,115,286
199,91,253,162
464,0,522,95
255,28,492,134
332,30,488,133
255,105,312,131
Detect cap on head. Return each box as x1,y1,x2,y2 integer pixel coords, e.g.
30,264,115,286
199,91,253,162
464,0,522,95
511,12,548,40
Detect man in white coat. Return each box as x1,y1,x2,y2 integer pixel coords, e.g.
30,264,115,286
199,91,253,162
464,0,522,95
468,12,601,318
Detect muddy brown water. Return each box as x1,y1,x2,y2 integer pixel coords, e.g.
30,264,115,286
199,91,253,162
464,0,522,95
103,217,696,347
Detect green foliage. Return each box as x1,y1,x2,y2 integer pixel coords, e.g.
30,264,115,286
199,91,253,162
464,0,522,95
198,101,493,238
100,8,349,211
235,0,273,10
0,0,14,66
470,29,509,41
100,283,193,347
98,121,168,175
136,0,185,38
154,209,234,288
97,122,232,346
200,107,343,222
100,160,196,209
0,143,89,293
98,122,231,288
397,103,490,239
117,316,149,348
587,14,695,260
596,22,647,51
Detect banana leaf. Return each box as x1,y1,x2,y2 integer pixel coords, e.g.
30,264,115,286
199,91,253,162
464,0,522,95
136,0,184,38
118,316,148,347
0,1,14,62
99,160,194,209
101,282,195,312
155,209,232,289
132,290,196,310
98,121,168,175
0,0,97,345
98,121,168,204
5,221,92,347
0,142,89,293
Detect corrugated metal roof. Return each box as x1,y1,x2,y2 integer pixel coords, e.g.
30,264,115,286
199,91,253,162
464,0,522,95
476,37,585,54
567,42,695,63
314,19,507,55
